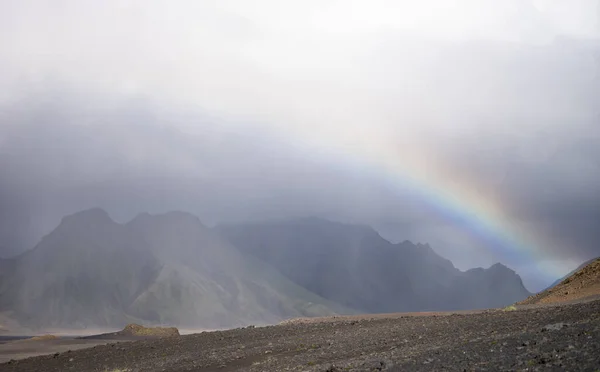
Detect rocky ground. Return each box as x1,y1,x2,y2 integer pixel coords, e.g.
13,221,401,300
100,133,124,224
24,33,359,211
2,298,599,372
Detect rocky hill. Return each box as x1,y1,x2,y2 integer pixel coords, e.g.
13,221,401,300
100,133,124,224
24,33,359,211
543,257,598,291
518,257,600,305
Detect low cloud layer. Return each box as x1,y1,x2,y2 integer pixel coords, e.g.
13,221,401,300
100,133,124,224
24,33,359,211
1,0,599,291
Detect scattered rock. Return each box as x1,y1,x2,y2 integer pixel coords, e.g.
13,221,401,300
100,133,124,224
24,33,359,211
359,358,390,370
542,323,570,332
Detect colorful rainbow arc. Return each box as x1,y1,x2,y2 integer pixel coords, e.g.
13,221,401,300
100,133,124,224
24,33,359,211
289,129,567,283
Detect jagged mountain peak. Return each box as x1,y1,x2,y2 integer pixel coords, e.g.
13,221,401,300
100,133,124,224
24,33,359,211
220,219,530,312
489,262,512,272
59,207,113,226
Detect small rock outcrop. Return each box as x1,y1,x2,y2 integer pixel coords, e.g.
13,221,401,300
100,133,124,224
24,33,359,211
118,323,180,337
16,335,59,343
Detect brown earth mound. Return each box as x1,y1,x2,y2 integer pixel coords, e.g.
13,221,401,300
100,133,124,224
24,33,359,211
13,335,59,343
519,257,600,305
118,324,179,337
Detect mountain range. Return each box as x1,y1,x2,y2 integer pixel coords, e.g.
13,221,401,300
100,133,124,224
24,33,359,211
0,209,531,331
218,218,531,312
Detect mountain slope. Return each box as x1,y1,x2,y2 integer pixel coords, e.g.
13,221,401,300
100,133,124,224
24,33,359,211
0,210,346,330
544,257,598,291
0,208,161,328
518,257,600,305
218,218,532,312
125,211,350,327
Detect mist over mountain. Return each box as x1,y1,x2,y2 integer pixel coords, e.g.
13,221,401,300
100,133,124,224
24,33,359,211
0,209,346,331
0,209,530,331
1,3,599,294
218,218,531,313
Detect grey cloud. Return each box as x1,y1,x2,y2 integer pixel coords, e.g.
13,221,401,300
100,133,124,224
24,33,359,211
0,91,393,245
1,82,599,291
1,1,599,292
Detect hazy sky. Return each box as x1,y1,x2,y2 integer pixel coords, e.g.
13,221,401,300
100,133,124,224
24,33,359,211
1,0,599,291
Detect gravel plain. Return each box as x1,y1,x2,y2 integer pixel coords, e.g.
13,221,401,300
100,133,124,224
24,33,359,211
1,298,599,372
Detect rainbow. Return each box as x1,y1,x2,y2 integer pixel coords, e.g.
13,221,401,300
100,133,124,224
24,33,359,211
283,127,568,284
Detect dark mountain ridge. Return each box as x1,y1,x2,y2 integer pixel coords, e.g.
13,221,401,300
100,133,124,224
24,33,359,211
218,218,531,312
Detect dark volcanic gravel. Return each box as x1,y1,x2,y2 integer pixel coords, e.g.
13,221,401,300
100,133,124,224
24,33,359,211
2,300,600,372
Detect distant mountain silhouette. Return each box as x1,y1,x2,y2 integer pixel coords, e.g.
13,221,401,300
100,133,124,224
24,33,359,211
218,217,531,312
0,210,532,332
0,209,346,331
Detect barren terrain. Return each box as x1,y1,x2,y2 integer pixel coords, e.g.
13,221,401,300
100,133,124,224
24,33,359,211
2,298,599,371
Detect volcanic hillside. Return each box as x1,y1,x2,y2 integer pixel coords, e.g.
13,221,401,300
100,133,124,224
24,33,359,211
519,257,600,305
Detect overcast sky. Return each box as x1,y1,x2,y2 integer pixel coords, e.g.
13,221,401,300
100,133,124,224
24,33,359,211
1,0,599,291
